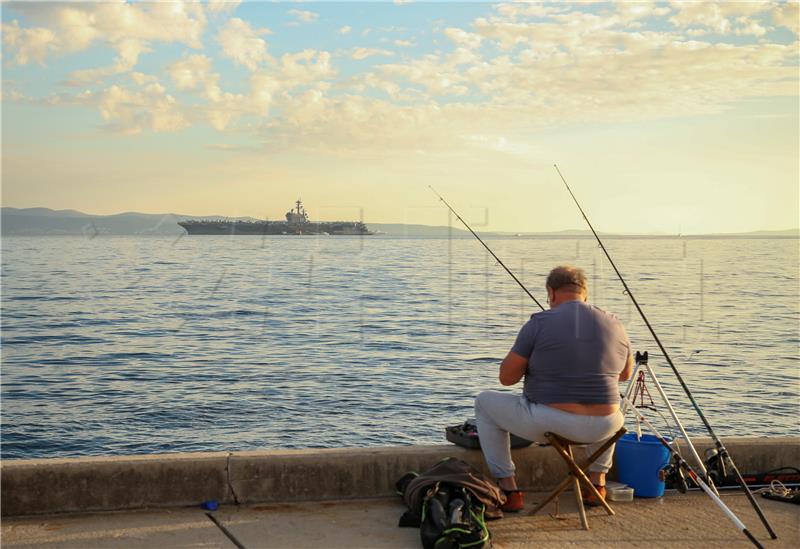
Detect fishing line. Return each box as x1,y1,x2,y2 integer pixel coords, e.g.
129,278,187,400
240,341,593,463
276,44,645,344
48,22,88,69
553,164,777,540
427,186,546,311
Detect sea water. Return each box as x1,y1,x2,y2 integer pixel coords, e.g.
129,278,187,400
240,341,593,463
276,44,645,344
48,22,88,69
1,235,798,459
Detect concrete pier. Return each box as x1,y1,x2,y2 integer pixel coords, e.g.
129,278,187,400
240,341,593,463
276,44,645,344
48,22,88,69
2,437,798,516
2,490,799,548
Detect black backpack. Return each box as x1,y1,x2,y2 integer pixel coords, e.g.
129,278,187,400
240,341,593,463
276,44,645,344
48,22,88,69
417,481,491,549
397,458,501,549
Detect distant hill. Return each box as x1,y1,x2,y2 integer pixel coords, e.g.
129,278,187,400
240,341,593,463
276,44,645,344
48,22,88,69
0,207,471,237
704,229,800,237
1,207,797,238
2,208,189,236
2,207,88,218
370,223,469,236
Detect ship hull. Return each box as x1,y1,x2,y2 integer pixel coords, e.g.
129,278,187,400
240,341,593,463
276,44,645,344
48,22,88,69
178,221,372,236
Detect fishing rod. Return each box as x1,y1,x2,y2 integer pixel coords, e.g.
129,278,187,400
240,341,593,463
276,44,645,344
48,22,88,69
553,164,777,540
622,394,764,549
427,186,546,311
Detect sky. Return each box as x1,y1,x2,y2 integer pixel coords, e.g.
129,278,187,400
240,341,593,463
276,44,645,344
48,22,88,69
1,1,798,234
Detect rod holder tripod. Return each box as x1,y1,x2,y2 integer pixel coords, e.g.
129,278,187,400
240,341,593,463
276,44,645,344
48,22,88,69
622,350,712,485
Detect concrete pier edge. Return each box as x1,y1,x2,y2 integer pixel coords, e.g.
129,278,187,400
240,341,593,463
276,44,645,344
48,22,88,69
2,437,798,517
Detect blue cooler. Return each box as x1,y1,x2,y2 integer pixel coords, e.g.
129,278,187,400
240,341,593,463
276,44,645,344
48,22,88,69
615,433,671,497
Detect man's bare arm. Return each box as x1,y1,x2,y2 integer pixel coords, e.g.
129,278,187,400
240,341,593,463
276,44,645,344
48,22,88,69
499,352,528,386
618,354,634,382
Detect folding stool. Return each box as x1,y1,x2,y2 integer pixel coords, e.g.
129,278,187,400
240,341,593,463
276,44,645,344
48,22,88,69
528,427,627,529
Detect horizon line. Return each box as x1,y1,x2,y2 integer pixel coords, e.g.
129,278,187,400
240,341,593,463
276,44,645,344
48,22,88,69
2,205,798,237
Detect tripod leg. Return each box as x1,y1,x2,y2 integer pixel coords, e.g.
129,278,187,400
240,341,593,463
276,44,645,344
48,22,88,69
642,361,710,483
620,362,641,415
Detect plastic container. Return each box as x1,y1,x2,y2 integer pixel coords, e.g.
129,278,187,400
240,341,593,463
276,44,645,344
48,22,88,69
607,486,634,502
615,433,671,497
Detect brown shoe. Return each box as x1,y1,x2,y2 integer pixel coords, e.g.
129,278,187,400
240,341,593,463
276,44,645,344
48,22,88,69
582,484,606,507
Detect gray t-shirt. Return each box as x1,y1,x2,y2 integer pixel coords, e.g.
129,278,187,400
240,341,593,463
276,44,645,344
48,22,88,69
511,300,631,405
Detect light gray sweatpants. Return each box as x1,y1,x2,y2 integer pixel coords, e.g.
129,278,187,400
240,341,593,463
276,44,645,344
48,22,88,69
475,390,624,479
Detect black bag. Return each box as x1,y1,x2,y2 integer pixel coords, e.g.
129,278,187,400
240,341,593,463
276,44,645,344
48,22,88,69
397,458,502,549
417,482,491,549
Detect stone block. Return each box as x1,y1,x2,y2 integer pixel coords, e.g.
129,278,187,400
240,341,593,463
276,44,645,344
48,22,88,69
1,452,232,516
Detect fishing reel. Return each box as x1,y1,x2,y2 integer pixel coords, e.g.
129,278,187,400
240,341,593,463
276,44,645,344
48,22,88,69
660,454,690,493
704,447,728,486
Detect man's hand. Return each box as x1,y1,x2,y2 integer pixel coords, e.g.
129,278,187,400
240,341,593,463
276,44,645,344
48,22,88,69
499,352,528,386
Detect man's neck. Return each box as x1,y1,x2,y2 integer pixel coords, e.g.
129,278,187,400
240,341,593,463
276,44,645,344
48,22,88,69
551,294,585,308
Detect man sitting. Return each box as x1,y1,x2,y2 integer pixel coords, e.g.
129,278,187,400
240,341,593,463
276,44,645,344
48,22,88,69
475,265,633,511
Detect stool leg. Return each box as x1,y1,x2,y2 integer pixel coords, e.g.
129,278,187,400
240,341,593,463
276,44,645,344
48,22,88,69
569,445,590,530
552,437,618,516
575,430,627,516
530,430,624,517
530,428,627,522
528,475,573,516
574,466,616,516
528,435,574,517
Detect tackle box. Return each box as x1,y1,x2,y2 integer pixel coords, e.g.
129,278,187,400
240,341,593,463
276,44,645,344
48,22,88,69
446,419,533,450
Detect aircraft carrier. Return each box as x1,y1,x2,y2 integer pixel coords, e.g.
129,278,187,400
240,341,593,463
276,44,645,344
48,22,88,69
178,200,372,236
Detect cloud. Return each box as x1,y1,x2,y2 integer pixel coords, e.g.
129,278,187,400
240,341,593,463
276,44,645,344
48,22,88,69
1,20,57,65
217,18,272,71
734,16,768,37
168,54,222,101
351,48,395,60
166,55,282,130
615,1,672,27
2,2,206,80
273,93,455,153
772,2,800,35
197,50,335,131
279,49,336,86
443,27,483,49
668,1,770,35
98,81,190,135
288,9,319,24
394,39,414,48
6,1,797,155
208,0,242,14
130,72,158,86
68,39,151,84
169,55,213,91
377,52,472,97
494,1,569,20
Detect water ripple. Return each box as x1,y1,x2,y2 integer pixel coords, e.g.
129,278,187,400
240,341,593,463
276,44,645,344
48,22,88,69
1,235,798,459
